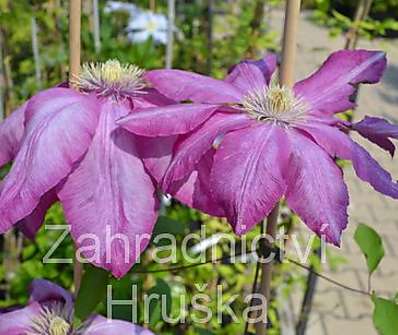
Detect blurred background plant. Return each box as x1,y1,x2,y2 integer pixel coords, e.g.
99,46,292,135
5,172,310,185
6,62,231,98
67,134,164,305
1,1,398,334
305,0,398,38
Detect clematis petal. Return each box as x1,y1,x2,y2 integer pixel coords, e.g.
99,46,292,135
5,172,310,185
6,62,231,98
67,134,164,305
225,63,266,95
171,149,225,217
133,88,175,109
225,54,277,94
16,190,57,240
0,303,41,335
299,122,398,199
162,111,254,192
351,116,398,156
145,70,243,103
134,135,176,184
83,315,154,335
295,50,386,115
210,124,288,235
0,102,27,167
58,100,158,278
29,279,73,315
118,103,219,137
285,129,349,245
0,88,99,234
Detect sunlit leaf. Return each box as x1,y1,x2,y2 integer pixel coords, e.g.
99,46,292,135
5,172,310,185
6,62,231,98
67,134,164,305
373,296,398,335
354,223,384,274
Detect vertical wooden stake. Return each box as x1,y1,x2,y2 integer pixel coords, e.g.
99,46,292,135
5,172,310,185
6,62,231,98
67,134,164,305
93,0,101,53
150,0,156,12
69,0,83,294
254,1,301,334
344,0,373,50
205,0,214,75
166,0,175,69
31,16,42,87
69,0,81,88
0,31,5,121
279,0,301,88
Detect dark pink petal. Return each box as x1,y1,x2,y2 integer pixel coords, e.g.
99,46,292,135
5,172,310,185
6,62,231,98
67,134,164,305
145,70,243,103
225,54,277,94
285,129,349,245
29,279,73,315
162,112,254,191
0,102,27,167
295,50,386,115
0,88,99,234
351,116,398,156
133,87,175,109
225,63,266,95
58,100,158,278
0,303,41,335
210,124,288,234
299,122,398,199
135,135,176,184
118,104,219,137
83,315,154,335
171,150,225,217
16,190,57,239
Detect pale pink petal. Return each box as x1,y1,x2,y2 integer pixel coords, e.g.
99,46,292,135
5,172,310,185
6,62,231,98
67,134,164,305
83,315,154,335
225,54,277,94
295,50,386,115
0,88,99,234
351,116,398,156
162,112,254,192
58,100,158,278
0,102,27,167
171,149,225,217
0,303,41,335
299,122,398,199
145,70,243,103
118,104,219,137
16,190,57,239
210,124,288,234
285,129,349,245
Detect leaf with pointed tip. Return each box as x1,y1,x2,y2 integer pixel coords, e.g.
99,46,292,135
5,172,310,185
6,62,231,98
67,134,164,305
148,279,172,327
354,223,384,275
75,264,109,321
372,296,398,335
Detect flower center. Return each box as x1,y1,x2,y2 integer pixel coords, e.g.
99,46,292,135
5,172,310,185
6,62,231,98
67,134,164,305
49,317,71,335
28,304,72,335
242,83,308,125
73,59,146,98
146,20,158,33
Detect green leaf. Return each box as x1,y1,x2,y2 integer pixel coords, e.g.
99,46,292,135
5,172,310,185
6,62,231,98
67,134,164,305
354,223,385,274
147,279,172,327
194,328,215,335
373,296,398,335
75,264,109,321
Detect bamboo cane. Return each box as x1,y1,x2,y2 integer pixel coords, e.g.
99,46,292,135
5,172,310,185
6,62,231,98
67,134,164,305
69,0,83,294
166,0,175,69
254,1,301,334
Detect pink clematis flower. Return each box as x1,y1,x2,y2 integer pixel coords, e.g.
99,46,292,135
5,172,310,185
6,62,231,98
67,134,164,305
0,279,154,335
0,60,203,277
118,50,398,245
